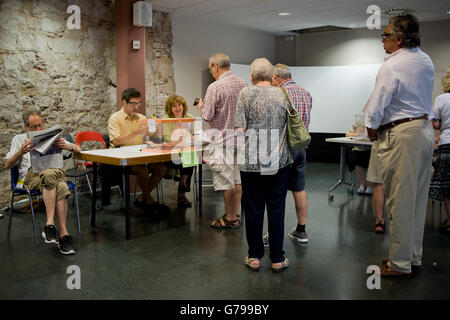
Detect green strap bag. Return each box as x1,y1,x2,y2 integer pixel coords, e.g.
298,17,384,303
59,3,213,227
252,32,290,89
281,87,311,150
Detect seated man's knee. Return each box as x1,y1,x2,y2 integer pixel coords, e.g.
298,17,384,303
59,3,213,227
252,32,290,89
39,169,65,190
56,181,70,202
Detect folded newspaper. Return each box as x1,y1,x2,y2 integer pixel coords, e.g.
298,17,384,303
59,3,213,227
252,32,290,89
29,125,64,173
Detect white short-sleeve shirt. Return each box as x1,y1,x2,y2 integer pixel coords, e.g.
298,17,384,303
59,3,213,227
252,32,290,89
431,93,450,145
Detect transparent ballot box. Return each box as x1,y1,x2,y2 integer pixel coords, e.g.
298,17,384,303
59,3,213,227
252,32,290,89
142,117,202,152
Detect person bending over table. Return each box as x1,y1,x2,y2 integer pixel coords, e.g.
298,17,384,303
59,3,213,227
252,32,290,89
108,87,169,215
345,118,373,195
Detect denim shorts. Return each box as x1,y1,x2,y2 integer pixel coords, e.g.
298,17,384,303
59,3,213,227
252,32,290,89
288,149,306,192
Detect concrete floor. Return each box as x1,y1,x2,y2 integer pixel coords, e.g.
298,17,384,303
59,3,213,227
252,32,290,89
0,162,449,300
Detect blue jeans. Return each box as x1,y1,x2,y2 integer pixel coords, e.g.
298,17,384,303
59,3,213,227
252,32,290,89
241,166,290,263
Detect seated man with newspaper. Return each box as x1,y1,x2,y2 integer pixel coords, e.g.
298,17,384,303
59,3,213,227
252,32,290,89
4,110,81,255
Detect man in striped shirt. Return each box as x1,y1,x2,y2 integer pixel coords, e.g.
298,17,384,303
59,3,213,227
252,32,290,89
271,64,313,244
197,53,248,229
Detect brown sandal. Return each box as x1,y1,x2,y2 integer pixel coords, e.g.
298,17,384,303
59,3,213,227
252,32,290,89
210,216,240,229
374,221,385,234
177,196,192,207
220,213,240,222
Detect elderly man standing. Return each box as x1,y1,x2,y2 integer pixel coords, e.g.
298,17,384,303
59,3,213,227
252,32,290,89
5,110,81,255
270,63,312,244
197,53,247,228
364,14,435,277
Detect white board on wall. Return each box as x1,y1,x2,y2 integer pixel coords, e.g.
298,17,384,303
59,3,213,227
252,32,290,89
231,63,381,133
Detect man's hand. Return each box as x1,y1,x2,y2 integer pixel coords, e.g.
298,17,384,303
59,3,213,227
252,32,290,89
196,98,203,110
135,120,148,136
366,127,378,141
20,139,33,155
53,138,67,150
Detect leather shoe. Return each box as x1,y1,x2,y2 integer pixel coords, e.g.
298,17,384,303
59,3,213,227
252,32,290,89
411,265,423,275
134,199,148,211
382,258,422,275
148,202,170,215
379,263,411,277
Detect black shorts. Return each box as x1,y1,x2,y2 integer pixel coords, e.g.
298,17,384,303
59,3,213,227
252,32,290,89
288,149,306,192
348,149,370,171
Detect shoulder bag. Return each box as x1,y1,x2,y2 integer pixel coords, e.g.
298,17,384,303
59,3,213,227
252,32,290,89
281,87,311,150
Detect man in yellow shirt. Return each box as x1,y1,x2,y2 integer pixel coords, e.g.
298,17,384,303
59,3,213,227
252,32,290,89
108,88,168,214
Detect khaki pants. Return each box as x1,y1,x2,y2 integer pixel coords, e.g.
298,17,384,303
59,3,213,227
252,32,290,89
24,168,70,202
366,140,383,184
378,120,434,272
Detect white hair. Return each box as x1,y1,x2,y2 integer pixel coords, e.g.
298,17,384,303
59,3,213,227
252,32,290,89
250,58,273,82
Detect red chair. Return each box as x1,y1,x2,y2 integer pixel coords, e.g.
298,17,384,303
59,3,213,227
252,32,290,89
75,131,107,196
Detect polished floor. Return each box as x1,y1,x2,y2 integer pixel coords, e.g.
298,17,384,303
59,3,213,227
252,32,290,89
0,162,449,300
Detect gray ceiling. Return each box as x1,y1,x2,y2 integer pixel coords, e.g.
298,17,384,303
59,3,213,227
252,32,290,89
150,0,450,34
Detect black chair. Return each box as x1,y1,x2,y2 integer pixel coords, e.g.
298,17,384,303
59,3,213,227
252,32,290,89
62,133,93,189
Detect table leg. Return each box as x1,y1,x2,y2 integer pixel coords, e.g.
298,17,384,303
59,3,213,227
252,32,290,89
328,145,354,198
91,162,97,228
123,166,131,240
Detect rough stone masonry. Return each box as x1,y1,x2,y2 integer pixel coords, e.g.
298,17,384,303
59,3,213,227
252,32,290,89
0,0,176,208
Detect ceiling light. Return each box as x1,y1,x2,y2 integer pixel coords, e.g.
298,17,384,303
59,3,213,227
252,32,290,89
278,12,291,16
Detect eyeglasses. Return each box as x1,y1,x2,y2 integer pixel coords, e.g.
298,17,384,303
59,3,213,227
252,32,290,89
208,64,217,75
30,123,43,130
128,101,141,106
381,32,392,40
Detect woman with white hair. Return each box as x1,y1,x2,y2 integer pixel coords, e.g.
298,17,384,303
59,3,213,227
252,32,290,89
430,67,450,235
234,58,293,272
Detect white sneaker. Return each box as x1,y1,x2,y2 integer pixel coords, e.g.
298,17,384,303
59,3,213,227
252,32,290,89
365,186,373,195
357,185,365,195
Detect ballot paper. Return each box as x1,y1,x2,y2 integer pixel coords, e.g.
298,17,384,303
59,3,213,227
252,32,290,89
29,125,64,173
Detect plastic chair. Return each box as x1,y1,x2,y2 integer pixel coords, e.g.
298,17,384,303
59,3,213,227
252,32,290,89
63,133,93,188
8,166,80,246
75,131,107,196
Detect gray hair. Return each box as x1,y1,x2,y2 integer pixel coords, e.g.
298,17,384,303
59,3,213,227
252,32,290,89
443,66,450,93
208,53,231,68
22,110,42,126
273,63,292,79
389,14,421,49
250,58,274,82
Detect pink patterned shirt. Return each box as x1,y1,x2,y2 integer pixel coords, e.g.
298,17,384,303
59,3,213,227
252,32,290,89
200,71,247,145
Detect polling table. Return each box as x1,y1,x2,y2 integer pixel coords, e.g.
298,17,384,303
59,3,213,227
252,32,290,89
325,137,373,201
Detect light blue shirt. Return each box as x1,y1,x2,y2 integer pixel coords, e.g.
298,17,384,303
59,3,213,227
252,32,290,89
364,47,434,129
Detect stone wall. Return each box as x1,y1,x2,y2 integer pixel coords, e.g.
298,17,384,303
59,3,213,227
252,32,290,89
0,0,175,208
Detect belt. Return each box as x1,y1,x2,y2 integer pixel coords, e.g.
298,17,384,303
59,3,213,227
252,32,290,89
377,115,428,132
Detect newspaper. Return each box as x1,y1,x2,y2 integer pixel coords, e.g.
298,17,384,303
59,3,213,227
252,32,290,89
29,125,64,173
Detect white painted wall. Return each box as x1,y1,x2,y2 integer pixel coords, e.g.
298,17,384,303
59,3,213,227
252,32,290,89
172,15,276,117
295,19,450,100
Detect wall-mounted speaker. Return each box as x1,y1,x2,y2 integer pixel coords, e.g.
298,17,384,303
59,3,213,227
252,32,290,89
133,1,152,27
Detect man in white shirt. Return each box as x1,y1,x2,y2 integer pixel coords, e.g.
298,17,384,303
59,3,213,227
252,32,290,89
364,14,435,277
5,110,81,255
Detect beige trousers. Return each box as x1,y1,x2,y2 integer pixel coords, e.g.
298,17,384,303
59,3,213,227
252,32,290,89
378,119,434,273
366,140,383,184
24,168,70,202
